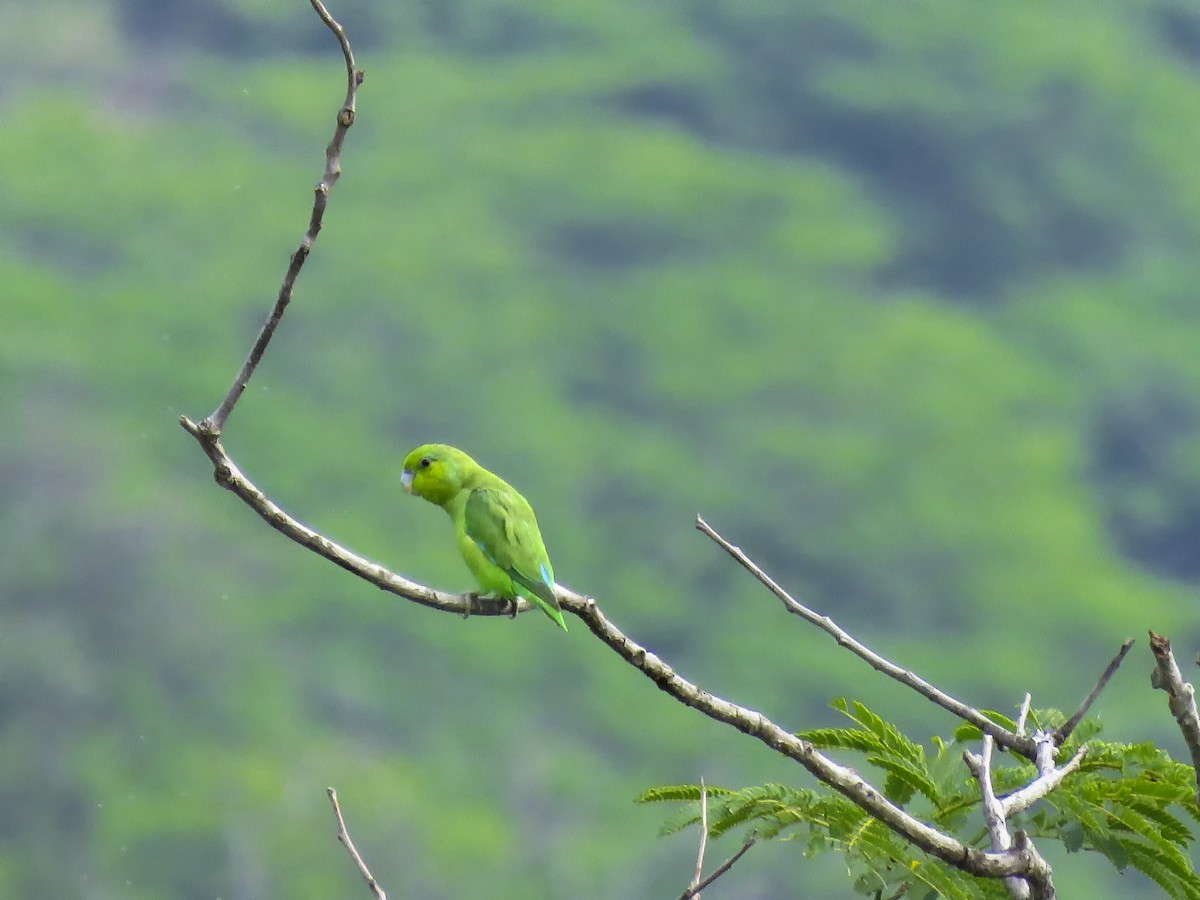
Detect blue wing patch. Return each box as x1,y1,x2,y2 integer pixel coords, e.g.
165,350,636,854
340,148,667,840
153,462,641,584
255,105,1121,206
539,563,554,590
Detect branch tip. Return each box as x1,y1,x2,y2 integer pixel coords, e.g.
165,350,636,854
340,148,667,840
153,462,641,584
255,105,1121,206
1054,639,1135,744
327,788,388,900
698,518,1038,760
189,0,361,434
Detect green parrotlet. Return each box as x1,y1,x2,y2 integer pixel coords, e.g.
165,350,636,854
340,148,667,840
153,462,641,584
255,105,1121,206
401,443,567,631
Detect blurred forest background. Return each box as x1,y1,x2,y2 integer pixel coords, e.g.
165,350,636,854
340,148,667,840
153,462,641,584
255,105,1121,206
4,0,1200,897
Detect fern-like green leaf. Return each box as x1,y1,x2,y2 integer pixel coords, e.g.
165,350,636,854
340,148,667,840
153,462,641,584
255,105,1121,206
655,803,702,838
844,699,926,764
1129,800,1194,847
865,754,940,806
1122,839,1200,900
708,784,816,839
800,726,892,755
1082,820,1130,870
906,857,995,900
635,784,733,804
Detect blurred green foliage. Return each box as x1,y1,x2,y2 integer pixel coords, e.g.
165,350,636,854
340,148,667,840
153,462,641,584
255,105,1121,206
4,0,1200,897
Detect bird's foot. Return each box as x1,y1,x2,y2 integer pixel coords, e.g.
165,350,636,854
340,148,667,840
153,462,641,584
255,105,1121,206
462,592,516,620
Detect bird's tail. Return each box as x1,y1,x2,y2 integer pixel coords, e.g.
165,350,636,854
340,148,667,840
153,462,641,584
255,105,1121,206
526,591,568,632
513,572,568,632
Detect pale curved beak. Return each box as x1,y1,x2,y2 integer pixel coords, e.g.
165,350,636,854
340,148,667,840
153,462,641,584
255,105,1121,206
400,469,414,493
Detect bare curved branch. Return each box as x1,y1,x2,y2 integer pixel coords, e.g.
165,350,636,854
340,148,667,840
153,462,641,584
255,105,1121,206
695,515,1040,760
198,0,363,437
571,594,1037,877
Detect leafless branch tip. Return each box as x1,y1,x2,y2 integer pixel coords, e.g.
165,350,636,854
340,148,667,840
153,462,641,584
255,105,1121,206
327,788,388,900
191,0,363,438
1053,639,1134,744
695,515,1038,760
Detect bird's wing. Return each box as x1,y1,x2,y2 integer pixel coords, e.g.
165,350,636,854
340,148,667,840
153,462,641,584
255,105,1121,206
464,486,559,610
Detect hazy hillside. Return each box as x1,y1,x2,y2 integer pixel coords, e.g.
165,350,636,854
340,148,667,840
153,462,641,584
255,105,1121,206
4,1,1200,896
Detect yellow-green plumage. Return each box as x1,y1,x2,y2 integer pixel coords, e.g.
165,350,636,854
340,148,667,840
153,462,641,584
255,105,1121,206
401,443,567,632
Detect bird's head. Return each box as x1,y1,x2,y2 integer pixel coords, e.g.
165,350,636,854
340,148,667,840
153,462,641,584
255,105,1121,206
401,443,472,507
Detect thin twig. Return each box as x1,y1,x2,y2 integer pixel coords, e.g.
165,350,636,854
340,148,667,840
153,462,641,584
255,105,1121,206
689,780,709,899
328,788,388,900
679,835,757,900
197,0,363,437
1148,631,1200,804
1016,693,1032,737
307,0,359,95
1052,639,1134,744
696,515,1038,761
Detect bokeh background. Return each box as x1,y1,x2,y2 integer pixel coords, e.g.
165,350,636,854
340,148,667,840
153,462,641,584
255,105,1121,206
5,0,1200,896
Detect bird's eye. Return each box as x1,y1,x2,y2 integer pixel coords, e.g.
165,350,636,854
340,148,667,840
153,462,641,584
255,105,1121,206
419,457,432,469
